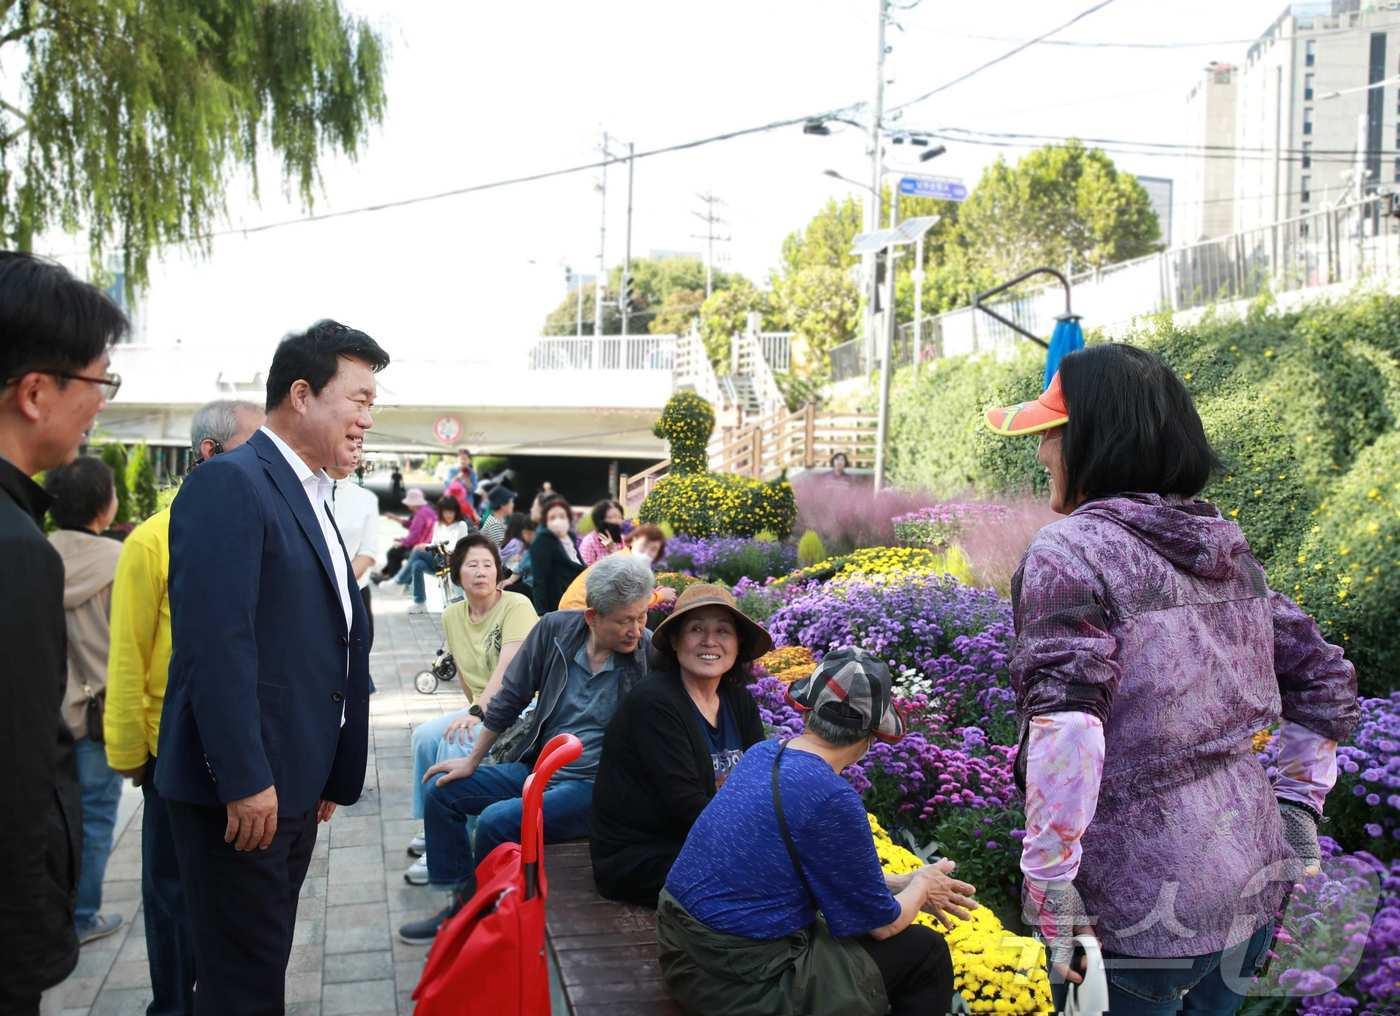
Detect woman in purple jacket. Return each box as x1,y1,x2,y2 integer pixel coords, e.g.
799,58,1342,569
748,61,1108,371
985,344,1358,1015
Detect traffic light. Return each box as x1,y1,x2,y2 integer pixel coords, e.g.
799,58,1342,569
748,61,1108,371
872,251,887,312
618,274,638,315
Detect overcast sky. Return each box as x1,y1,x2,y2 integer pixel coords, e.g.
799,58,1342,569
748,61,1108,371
56,0,1298,357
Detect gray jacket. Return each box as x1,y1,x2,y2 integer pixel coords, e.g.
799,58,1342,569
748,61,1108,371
483,610,651,766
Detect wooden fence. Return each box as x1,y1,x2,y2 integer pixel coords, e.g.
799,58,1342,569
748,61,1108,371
619,403,877,513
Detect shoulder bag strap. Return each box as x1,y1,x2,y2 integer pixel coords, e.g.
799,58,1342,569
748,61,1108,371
771,742,818,906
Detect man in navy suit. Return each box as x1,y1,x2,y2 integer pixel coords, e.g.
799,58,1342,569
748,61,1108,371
156,320,389,1014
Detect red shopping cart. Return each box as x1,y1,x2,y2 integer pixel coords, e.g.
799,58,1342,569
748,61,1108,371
411,733,583,1016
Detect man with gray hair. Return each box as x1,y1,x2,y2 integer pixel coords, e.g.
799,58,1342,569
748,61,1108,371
103,398,263,1014
398,553,656,945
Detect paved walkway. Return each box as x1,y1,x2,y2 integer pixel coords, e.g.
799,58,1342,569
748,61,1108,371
52,585,466,1016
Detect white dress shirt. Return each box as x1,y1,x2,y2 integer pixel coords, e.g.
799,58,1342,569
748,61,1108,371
260,426,353,632
332,480,381,590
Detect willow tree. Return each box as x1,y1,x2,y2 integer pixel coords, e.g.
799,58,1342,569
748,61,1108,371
0,0,387,286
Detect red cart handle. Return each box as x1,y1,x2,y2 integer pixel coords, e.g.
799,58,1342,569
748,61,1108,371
520,733,583,899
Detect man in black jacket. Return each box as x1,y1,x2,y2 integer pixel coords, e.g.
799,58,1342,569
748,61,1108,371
0,252,128,1013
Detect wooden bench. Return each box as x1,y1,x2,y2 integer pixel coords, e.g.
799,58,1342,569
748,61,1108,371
543,841,682,1016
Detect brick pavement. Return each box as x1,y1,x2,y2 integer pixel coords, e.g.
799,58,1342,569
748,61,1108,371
51,587,466,1016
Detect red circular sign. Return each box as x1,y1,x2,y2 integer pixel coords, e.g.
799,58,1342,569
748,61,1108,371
433,416,462,445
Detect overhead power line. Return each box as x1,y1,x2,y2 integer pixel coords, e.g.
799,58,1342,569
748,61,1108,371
886,0,1120,115
908,23,1361,49
935,125,1400,158
45,102,863,258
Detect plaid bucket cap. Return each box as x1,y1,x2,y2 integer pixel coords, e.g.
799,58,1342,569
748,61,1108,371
786,647,904,742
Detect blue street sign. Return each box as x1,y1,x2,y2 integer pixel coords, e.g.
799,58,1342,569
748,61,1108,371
898,175,967,202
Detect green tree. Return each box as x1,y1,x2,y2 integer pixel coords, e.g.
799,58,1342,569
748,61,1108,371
125,442,158,521
953,140,1161,282
778,196,863,276
698,280,780,371
650,288,705,337
97,443,131,524
772,265,861,380
540,256,746,336
0,1,387,287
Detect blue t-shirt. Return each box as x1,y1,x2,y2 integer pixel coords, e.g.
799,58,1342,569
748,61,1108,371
542,645,624,780
691,696,744,788
665,739,901,940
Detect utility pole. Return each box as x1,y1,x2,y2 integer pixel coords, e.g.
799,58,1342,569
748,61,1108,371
622,141,635,336
866,0,890,366
594,130,608,340
691,192,731,298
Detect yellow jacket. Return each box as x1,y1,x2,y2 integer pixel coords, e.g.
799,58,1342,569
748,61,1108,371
558,561,670,612
104,508,171,771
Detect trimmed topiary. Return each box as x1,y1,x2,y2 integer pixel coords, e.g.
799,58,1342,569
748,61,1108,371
638,471,797,539
797,529,826,568
653,390,715,475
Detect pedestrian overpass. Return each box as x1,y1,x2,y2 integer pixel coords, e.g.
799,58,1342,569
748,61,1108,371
96,325,791,464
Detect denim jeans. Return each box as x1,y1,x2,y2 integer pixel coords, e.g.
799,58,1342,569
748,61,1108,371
422,763,594,890
141,769,196,1015
1053,923,1274,1016
73,737,122,925
399,548,438,604
410,711,477,820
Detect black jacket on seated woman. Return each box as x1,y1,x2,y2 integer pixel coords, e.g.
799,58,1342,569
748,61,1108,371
589,584,772,907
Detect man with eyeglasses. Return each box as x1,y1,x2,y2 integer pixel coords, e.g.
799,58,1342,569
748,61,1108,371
0,251,128,1015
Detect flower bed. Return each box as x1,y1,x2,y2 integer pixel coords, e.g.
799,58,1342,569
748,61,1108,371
869,814,1053,1014
893,502,1011,551
771,545,976,590
663,535,797,585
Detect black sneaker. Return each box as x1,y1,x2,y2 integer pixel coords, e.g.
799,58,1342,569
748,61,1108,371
397,898,463,946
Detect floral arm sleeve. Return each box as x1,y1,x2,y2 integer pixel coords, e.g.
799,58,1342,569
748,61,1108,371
1020,712,1106,885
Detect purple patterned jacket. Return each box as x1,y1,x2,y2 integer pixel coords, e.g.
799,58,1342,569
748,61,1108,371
1010,493,1358,958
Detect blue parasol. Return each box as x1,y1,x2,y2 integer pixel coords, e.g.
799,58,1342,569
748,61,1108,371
1043,316,1085,391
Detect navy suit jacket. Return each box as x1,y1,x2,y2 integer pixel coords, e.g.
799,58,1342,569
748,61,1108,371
155,429,371,814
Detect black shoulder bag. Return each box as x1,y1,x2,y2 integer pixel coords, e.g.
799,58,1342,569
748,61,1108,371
771,741,817,905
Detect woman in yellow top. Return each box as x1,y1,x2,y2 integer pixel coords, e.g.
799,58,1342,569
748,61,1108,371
405,533,538,883
558,523,677,612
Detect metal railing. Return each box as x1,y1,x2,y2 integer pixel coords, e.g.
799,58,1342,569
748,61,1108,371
526,334,676,371
830,195,1400,381
756,331,791,373
672,323,724,406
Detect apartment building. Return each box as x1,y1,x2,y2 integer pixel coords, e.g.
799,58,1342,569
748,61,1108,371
1180,62,1239,241
1232,1,1400,234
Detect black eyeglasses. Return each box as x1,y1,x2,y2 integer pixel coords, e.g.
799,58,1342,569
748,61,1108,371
3,369,123,398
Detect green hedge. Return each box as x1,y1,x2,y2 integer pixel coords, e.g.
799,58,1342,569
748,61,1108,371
1279,431,1400,697
887,344,1047,498
638,472,797,538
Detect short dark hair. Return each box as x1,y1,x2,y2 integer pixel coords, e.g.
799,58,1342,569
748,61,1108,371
45,455,116,530
503,512,535,544
540,495,574,525
1059,343,1223,503
448,532,503,588
264,319,390,412
0,252,128,387
436,496,459,522
829,452,849,468
590,499,623,532
457,448,473,457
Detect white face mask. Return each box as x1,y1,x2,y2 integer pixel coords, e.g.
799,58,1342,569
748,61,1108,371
547,517,571,537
